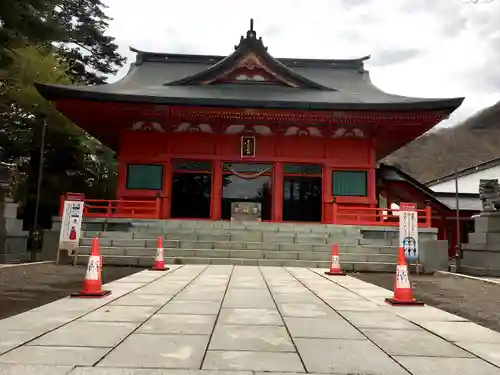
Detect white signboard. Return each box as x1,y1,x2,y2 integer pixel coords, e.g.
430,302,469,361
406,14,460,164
59,199,84,254
399,202,418,261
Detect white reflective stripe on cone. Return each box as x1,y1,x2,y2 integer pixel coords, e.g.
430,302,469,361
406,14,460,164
396,265,411,289
332,255,340,268
85,255,101,281
155,248,164,261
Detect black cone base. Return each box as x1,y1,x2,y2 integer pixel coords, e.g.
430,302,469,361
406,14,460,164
325,270,346,276
150,267,169,271
385,297,424,306
71,290,111,298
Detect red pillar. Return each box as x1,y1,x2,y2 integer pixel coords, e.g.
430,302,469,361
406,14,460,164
425,203,432,228
368,139,377,208
272,162,283,221
116,162,127,200
59,194,65,216
368,168,376,207
323,165,332,223
440,216,447,240
211,159,222,220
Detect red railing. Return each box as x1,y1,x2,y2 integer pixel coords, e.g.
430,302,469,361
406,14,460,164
332,203,432,228
58,195,431,227
59,196,161,219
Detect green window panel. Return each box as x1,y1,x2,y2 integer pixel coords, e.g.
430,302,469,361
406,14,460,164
172,160,212,172
332,170,368,197
283,164,322,175
126,164,163,190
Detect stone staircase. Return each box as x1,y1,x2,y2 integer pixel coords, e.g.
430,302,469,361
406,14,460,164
69,219,425,272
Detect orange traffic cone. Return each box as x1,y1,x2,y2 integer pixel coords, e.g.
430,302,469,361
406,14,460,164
71,237,111,298
385,247,423,306
325,243,346,276
151,236,168,271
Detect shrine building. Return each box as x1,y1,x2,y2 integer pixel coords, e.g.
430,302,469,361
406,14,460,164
36,21,464,226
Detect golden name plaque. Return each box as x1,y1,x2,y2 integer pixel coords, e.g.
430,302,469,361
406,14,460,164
241,136,256,158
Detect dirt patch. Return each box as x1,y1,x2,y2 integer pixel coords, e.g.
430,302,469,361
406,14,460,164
0,263,143,320
352,273,500,332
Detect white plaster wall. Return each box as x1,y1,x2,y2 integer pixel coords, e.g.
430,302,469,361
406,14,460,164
429,165,500,194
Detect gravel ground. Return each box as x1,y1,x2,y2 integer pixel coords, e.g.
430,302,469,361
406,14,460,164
0,263,142,320
352,272,500,333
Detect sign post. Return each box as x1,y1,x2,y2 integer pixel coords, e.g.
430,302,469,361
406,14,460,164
399,202,419,272
57,193,85,265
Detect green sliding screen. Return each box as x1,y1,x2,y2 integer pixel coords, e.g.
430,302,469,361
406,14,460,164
126,164,163,190
332,170,368,196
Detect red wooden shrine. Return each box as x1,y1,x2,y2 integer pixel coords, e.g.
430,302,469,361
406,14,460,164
39,20,464,226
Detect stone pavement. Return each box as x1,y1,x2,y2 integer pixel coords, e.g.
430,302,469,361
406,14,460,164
1,265,500,375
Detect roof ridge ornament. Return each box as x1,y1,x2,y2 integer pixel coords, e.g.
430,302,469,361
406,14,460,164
234,18,268,51
247,18,256,38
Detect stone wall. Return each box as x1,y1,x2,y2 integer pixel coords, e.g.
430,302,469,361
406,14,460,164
461,213,500,276
357,226,448,273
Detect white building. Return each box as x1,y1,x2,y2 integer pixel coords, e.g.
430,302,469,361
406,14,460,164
425,158,500,211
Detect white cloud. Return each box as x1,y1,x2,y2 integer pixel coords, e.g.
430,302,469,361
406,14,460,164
102,0,500,126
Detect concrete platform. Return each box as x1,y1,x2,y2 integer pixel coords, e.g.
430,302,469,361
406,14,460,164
1,265,500,374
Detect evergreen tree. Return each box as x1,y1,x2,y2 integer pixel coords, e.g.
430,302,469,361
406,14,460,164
0,1,124,230
1,46,117,229
0,0,125,83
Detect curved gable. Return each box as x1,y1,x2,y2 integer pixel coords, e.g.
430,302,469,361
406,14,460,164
164,19,335,91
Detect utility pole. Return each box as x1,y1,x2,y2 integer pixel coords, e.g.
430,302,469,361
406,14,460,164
31,117,47,261
453,130,461,273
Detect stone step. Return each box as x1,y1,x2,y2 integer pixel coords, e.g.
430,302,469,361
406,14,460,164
80,237,176,248
82,230,361,244
359,238,397,246
80,235,360,246
81,219,362,234
75,254,411,272
76,246,397,263
80,230,409,248
83,225,361,235
78,239,399,254
82,254,420,273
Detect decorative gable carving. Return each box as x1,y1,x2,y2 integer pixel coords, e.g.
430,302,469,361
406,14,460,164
332,127,365,138
164,19,334,91
204,52,297,87
130,121,165,132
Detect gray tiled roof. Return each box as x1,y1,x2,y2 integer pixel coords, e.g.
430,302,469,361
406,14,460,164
435,196,481,211
36,26,464,112
36,60,463,111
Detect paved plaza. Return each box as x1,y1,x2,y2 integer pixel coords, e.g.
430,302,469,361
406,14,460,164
1,265,500,374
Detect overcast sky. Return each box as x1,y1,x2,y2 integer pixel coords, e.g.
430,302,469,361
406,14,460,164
103,0,500,127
